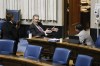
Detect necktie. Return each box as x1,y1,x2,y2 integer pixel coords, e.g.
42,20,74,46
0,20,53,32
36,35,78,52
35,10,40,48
37,25,44,33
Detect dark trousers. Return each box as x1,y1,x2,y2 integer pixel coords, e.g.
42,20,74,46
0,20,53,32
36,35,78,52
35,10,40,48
13,41,18,55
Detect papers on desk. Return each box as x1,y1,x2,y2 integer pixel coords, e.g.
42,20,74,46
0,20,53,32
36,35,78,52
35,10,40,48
48,38,60,42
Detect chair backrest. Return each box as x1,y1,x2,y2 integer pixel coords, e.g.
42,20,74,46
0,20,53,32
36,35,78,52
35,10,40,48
53,48,71,65
0,20,5,30
6,10,20,24
24,45,42,60
19,38,28,46
0,39,14,55
0,20,5,36
95,36,100,48
75,54,93,66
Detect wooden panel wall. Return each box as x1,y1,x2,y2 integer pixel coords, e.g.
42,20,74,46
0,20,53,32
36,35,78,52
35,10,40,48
68,0,80,35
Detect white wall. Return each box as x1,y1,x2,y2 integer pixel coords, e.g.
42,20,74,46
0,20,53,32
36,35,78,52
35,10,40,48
91,0,100,28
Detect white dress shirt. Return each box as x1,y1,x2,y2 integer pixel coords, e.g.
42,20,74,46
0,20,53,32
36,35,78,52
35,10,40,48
77,30,94,47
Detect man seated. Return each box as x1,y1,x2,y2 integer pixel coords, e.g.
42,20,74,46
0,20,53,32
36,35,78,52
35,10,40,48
75,23,95,47
29,14,58,38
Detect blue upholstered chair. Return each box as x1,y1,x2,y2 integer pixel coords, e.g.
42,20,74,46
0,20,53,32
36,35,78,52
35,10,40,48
6,10,20,24
24,45,42,60
0,39,14,55
95,36,100,48
17,38,28,52
0,20,4,30
0,20,5,38
53,48,71,65
75,54,93,66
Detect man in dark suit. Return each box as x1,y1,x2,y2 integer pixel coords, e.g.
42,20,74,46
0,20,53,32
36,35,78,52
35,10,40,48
1,13,19,55
29,14,58,38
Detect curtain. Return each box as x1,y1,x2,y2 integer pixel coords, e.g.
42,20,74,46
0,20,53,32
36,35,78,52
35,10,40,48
0,0,57,22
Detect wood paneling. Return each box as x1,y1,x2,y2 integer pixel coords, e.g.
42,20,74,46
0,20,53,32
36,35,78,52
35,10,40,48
64,0,80,35
68,0,80,35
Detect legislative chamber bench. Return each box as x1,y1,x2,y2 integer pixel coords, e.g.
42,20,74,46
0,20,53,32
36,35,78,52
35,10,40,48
27,37,100,66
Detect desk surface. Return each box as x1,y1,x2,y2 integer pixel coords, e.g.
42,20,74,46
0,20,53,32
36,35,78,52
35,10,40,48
27,37,100,52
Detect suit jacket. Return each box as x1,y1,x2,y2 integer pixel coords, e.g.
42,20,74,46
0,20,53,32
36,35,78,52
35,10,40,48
1,21,19,42
29,23,45,37
29,22,58,38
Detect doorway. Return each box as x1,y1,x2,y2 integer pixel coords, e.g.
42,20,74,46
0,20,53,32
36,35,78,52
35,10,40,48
64,0,80,37
63,0,91,37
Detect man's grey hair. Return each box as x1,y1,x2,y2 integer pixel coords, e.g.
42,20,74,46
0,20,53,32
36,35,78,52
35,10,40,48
33,14,39,18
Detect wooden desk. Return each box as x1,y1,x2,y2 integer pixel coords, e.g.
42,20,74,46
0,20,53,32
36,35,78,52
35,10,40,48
0,55,48,66
27,38,100,66
0,55,65,66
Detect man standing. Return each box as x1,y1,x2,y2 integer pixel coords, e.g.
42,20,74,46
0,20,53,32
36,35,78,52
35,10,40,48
1,13,19,55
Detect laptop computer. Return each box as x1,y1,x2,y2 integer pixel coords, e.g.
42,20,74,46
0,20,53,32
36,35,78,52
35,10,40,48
67,35,80,44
